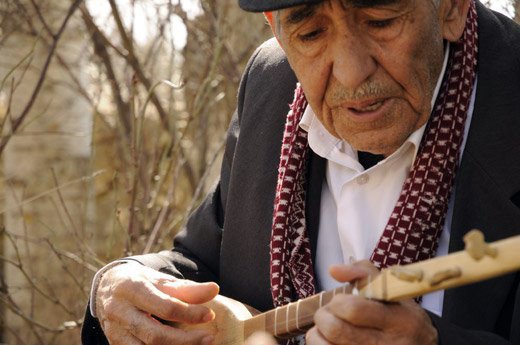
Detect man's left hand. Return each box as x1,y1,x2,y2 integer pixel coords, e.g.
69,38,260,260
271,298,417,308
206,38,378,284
306,262,438,345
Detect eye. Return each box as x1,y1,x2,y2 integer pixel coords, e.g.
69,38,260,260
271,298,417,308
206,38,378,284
297,28,326,42
367,18,395,29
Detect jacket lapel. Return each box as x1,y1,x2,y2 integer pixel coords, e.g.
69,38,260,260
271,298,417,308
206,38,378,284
306,151,326,264
443,1,520,331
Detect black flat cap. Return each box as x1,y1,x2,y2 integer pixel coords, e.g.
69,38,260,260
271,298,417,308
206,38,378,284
239,0,323,12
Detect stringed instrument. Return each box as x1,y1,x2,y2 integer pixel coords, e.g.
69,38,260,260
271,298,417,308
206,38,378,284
176,230,520,344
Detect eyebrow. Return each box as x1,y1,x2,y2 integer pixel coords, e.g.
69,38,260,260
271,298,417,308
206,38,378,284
284,4,320,26
283,0,401,27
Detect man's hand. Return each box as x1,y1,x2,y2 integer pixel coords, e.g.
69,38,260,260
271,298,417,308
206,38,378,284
306,261,438,345
96,262,219,345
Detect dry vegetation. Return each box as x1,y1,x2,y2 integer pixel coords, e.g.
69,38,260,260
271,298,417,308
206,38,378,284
0,0,269,343
0,0,517,344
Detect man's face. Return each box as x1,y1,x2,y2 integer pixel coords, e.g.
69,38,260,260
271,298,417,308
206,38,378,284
276,0,448,156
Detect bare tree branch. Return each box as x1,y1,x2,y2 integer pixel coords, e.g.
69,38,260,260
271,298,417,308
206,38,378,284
0,0,83,155
81,5,132,135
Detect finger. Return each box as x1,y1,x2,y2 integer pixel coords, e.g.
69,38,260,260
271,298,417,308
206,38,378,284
120,279,214,324
306,326,331,345
314,302,381,344
327,295,437,343
326,294,389,329
314,306,352,343
109,301,215,345
103,319,145,345
244,331,278,345
155,280,219,304
101,264,216,324
329,260,379,286
129,313,214,345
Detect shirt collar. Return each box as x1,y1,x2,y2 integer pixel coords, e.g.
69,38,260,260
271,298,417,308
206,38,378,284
300,45,451,170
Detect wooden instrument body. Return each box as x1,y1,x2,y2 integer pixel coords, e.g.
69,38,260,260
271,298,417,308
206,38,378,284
176,295,254,344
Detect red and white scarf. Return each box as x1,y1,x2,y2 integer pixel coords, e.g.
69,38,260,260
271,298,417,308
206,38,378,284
270,1,479,307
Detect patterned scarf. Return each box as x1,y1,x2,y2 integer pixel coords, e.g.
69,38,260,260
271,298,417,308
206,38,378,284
270,1,479,308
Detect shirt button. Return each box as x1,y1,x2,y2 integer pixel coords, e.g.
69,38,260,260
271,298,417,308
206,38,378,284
356,174,369,185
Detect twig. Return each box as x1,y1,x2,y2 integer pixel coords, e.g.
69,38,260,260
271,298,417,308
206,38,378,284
24,216,91,301
142,200,170,254
0,78,15,136
0,170,106,216
50,168,80,237
46,168,105,267
107,0,169,128
0,296,67,334
107,0,198,192
0,44,35,94
127,79,183,241
81,5,132,135
44,239,98,273
0,0,83,155
1,231,75,316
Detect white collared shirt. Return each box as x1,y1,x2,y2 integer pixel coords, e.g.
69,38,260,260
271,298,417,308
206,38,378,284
303,46,477,316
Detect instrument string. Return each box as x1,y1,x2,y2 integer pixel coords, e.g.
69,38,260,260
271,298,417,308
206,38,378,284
267,274,377,336
268,279,372,336
190,275,378,338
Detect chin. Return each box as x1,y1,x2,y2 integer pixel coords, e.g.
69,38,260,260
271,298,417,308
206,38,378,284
340,131,394,154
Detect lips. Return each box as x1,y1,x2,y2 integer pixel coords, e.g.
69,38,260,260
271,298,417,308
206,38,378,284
349,100,385,113
332,97,394,123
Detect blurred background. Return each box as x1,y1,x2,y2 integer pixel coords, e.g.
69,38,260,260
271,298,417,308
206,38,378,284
0,0,516,344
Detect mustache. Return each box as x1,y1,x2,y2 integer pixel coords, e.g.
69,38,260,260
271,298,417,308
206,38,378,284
326,81,398,104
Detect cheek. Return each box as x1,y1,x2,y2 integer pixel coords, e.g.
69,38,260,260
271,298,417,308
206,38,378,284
408,33,444,103
287,54,331,113
385,40,442,114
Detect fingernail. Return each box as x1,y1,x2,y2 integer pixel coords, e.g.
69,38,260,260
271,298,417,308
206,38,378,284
202,335,214,345
202,310,215,322
203,282,220,291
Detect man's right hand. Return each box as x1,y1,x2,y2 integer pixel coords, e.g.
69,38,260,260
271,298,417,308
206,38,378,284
95,262,219,344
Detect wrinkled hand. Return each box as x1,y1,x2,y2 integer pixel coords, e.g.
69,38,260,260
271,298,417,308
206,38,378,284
96,262,219,345
306,261,438,345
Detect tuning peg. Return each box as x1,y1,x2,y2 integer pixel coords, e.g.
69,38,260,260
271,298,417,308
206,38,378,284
463,229,498,260
429,267,462,286
389,266,424,282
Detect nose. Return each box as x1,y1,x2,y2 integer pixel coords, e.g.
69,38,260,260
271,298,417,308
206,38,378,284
330,33,377,89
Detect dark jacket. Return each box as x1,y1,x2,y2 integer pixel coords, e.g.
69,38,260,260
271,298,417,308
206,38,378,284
82,2,520,344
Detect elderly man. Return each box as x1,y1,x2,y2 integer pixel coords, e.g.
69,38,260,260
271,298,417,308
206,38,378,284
82,0,520,344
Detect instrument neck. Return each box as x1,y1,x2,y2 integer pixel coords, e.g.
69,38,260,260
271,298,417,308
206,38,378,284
241,233,520,339
244,284,355,338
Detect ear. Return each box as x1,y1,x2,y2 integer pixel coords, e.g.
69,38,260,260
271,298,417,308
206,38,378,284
264,11,283,44
439,0,471,42
264,12,274,27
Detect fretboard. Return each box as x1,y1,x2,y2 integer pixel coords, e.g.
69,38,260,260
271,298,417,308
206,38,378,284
243,284,357,338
